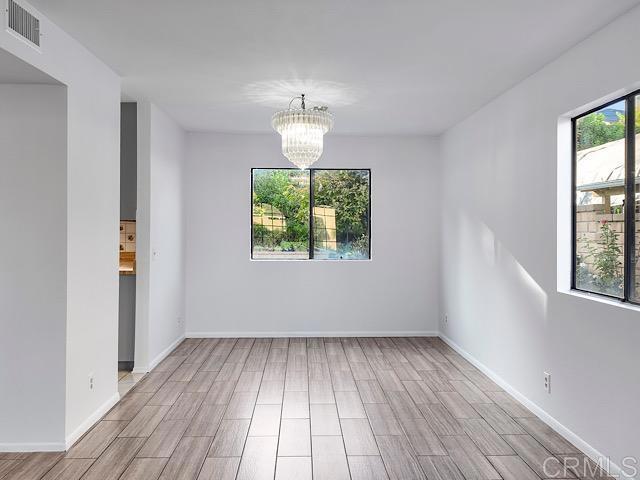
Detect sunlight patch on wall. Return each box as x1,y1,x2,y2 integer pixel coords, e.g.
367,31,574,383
496,242,548,318
458,210,548,319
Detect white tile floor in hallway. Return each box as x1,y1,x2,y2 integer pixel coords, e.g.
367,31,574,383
118,370,145,397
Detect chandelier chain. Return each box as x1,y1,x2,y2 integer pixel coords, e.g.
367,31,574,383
288,93,306,110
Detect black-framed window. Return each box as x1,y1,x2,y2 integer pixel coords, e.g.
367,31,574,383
572,90,639,303
251,168,371,260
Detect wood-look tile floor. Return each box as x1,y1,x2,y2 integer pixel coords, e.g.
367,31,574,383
0,337,613,480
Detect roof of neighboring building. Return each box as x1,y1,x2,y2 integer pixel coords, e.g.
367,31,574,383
576,133,640,191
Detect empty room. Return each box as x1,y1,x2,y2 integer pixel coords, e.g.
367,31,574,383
1,0,639,479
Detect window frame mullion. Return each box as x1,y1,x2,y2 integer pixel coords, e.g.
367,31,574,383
571,117,578,291
624,96,636,301
309,168,315,260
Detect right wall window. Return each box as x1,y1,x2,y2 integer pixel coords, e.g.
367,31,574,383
573,91,639,302
634,94,640,301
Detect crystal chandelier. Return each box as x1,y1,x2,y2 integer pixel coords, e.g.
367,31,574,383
272,94,334,169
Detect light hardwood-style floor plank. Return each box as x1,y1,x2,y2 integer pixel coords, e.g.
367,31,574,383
120,458,168,480
348,455,390,480
5,337,594,480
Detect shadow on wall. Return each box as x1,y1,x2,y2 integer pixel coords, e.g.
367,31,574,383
457,210,548,320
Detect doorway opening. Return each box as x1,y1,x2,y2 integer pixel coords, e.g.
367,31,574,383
117,102,141,395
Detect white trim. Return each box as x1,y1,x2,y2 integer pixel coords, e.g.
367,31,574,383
439,334,633,480
147,334,186,372
0,441,65,452
64,392,120,450
186,331,439,338
559,288,640,313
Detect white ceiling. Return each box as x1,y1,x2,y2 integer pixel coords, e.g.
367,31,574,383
29,0,640,134
0,49,60,84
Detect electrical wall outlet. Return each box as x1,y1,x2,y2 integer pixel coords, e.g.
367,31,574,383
544,372,551,393
88,373,95,391
444,314,448,324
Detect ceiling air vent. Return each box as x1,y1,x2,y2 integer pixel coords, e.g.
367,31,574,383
6,0,40,47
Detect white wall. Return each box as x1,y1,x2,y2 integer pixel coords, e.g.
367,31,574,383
0,84,67,449
439,5,640,475
64,55,120,449
185,133,440,336
118,276,136,362
0,2,120,449
135,102,186,371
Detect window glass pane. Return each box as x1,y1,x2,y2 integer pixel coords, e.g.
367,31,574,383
313,170,370,260
634,95,640,301
252,169,309,259
575,102,626,297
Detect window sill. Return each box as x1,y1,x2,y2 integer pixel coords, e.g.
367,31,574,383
249,258,373,262
560,288,640,313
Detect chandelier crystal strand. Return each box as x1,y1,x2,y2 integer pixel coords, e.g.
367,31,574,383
272,95,333,169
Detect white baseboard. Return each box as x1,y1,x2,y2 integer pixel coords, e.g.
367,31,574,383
440,334,634,480
186,331,439,338
147,334,186,372
0,442,66,452
64,391,120,450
